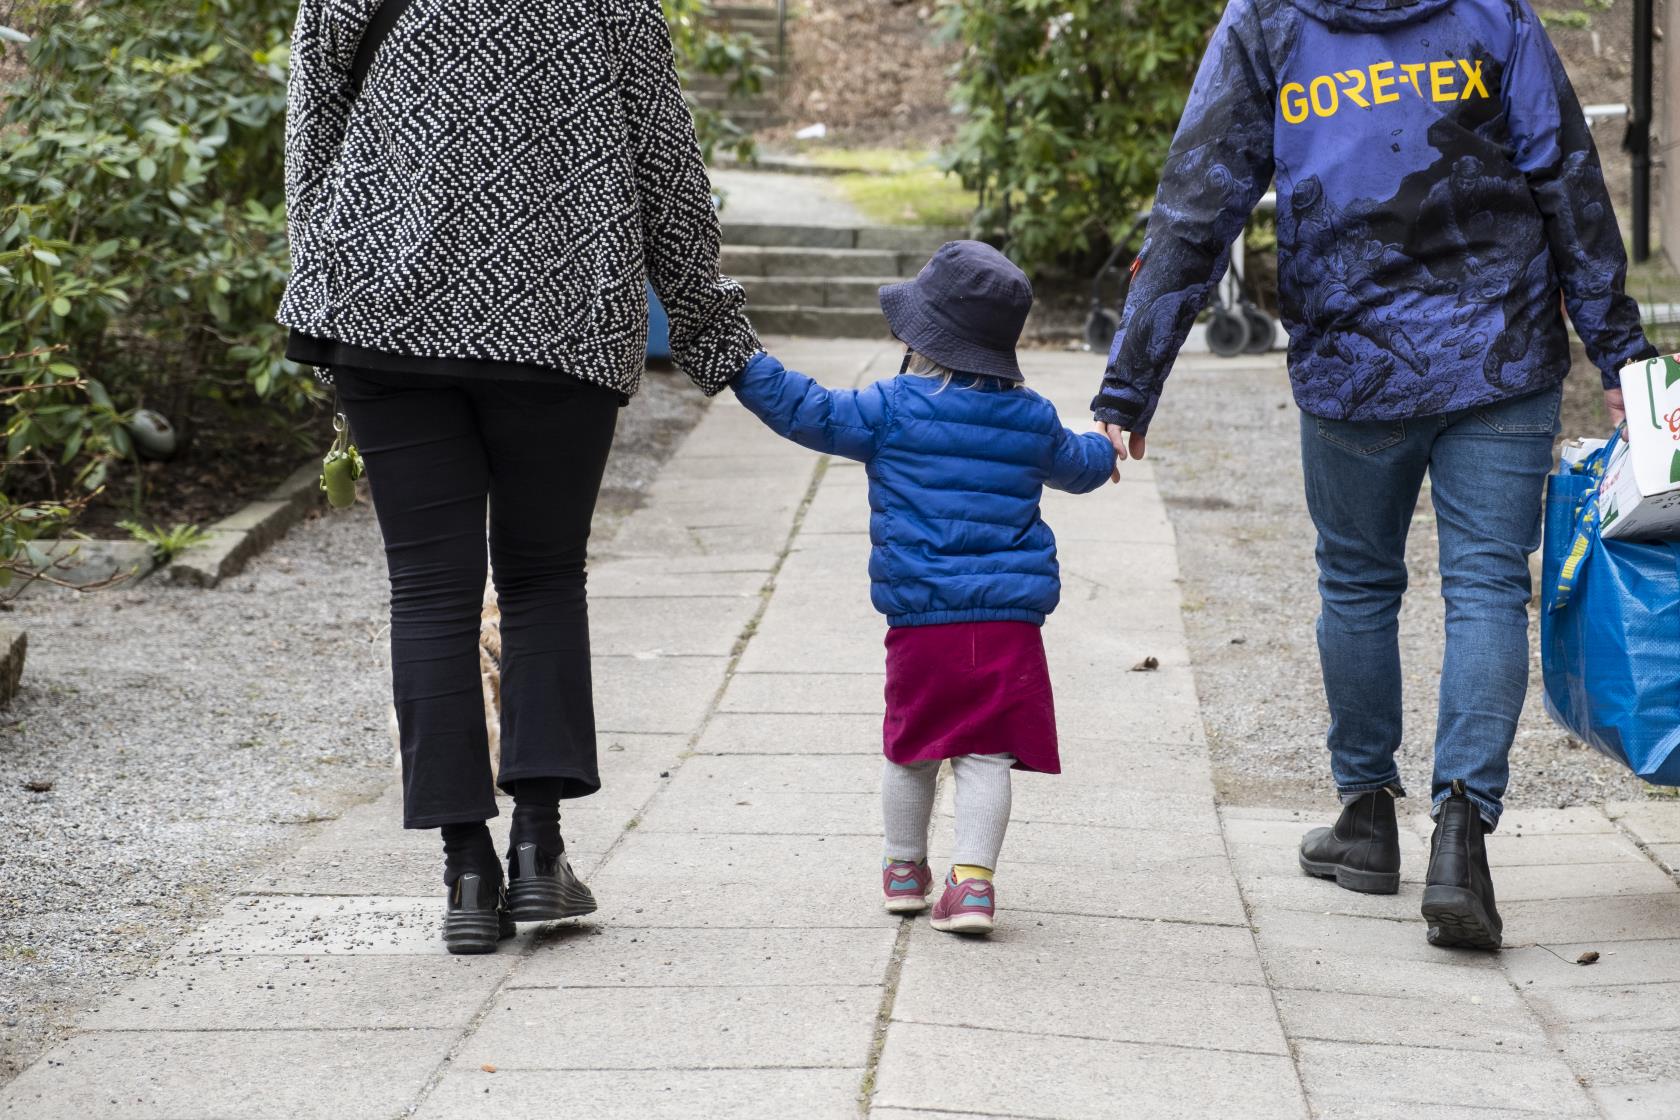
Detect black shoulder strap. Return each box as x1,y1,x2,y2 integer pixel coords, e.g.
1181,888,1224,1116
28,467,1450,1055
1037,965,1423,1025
349,0,415,95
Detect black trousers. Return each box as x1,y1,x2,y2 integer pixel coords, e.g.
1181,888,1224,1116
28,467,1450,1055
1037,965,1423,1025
336,367,620,828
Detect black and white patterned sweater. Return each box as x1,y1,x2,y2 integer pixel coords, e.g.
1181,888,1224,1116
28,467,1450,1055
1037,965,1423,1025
278,0,759,395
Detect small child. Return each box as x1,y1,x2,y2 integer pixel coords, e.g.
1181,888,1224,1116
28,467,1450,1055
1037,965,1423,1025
731,241,1117,935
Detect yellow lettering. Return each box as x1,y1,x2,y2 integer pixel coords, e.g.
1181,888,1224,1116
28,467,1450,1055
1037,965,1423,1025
1339,69,1371,109
1369,61,1399,104
1309,75,1339,118
1458,58,1489,99
1280,82,1310,124
1430,59,1457,101
1401,62,1427,94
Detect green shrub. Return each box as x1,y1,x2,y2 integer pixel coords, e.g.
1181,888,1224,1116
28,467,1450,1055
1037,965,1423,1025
0,0,762,585
666,0,773,164
0,0,303,532
940,0,1225,273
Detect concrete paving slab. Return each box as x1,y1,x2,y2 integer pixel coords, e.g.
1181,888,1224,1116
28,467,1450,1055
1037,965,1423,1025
1486,807,1620,836
895,925,1282,1052
171,895,445,956
646,751,877,794
989,854,1247,926
1505,940,1680,988
0,1029,455,1120
247,842,445,896
1047,694,1209,745
458,986,876,1070
594,655,728,734
587,554,777,600
1251,906,1507,968
798,479,875,536
694,712,882,754
413,1067,863,1120
1608,801,1680,845
1501,894,1680,945
1261,946,1523,1001
608,514,797,559
1311,1101,1585,1120
1048,731,1215,791
872,1021,1308,1119
1274,986,1545,1055
1492,860,1679,902
1002,819,1229,868
1002,786,1223,834
1592,1079,1680,1119
507,925,896,989
719,671,883,714
595,831,882,878
584,877,895,929
583,832,894,927
588,596,756,657
1293,1039,1597,1116
1646,843,1680,877
1526,981,1680,1034
1236,872,1429,922
1484,831,1655,867
636,787,876,835
81,953,513,1030
735,610,887,674
1528,1025,1680,1090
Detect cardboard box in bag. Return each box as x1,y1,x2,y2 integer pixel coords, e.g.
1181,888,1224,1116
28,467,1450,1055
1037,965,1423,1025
1598,354,1680,541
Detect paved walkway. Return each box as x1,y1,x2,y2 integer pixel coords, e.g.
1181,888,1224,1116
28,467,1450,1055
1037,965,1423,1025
4,344,1679,1118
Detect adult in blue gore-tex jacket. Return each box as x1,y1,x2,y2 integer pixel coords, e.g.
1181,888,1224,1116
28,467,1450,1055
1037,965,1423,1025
1091,0,1655,433
733,353,1116,627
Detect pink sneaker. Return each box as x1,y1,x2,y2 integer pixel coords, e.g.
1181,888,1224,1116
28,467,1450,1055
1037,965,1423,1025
882,858,933,913
930,872,996,935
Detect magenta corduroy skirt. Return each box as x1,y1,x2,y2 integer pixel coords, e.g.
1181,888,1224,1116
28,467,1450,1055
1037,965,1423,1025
881,620,1060,774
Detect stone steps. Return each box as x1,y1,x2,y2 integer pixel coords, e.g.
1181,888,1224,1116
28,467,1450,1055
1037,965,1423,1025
747,306,888,338
720,223,959,335
739,276,896,309
721,244,919,279
721,223,962,253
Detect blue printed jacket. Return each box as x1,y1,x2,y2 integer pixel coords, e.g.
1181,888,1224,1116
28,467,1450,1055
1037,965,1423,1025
1092,0,1655,432
733,353,1116,627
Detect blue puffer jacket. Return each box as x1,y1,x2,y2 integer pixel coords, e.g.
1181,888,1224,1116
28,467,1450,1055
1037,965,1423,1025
733,352,1116,627
1092,0,1654,433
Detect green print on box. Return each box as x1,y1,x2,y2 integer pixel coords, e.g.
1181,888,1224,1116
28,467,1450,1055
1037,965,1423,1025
1642,358,1680,484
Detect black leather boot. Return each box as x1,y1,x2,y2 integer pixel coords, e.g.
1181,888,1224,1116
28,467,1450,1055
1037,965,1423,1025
442,872,515,955
1421,780,1502,950
1298,788,1402,895
506,842,598,923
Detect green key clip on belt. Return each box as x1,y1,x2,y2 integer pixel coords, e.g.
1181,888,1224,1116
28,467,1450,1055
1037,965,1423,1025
320,411,365,509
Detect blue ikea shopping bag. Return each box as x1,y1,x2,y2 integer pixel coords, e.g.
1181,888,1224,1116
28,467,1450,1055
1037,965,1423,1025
1540,433,1680,784
646,282,672,361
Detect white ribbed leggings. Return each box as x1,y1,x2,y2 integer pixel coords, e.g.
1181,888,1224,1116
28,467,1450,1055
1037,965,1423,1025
881,753,1014,870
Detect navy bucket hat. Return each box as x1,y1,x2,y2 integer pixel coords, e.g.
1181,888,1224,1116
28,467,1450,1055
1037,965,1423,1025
879,241,1032,383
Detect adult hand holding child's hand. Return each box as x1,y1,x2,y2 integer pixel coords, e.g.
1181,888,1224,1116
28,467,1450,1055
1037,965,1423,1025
1096,421,1146,483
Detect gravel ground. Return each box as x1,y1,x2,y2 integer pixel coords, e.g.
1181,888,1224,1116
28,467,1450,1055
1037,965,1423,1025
1149,356,1648,816
0,369,707,1085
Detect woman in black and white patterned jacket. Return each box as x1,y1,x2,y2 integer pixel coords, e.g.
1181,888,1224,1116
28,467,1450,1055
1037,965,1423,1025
279,0,760,954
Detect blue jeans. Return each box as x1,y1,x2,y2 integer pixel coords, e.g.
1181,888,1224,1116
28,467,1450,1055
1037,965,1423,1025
1300,384,1562,827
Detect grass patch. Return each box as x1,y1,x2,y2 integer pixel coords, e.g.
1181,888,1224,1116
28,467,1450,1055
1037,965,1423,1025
783,146,938,173
835,167,976,228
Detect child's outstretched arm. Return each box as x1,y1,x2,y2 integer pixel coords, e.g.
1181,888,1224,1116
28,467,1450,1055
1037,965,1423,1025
731,351,889,462
1047,425,1119,494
